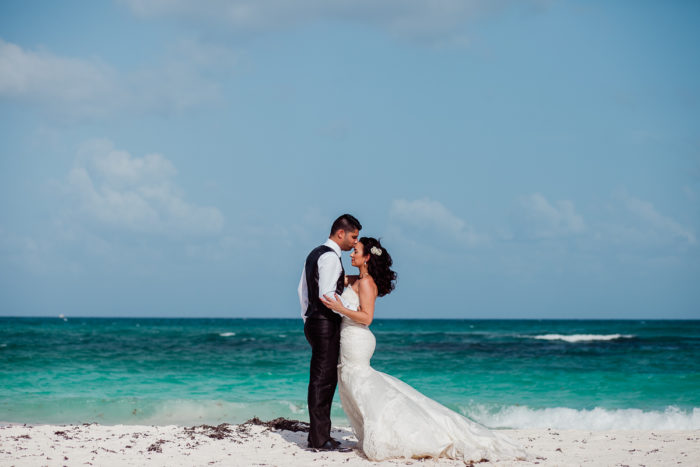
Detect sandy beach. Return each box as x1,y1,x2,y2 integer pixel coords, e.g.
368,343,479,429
1,419,698,466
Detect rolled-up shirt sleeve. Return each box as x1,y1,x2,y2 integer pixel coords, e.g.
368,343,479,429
298,265,308,319
317,252,348,311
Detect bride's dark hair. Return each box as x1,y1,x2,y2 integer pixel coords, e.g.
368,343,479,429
360,237,397,297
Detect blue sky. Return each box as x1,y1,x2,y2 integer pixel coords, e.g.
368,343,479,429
1,0,698,319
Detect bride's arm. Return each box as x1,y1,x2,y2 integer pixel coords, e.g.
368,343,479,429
320,280,376,326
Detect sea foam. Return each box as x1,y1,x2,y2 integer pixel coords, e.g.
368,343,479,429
138,399,319,426
531,334,634,343
110,401,700,430
465,404,700,430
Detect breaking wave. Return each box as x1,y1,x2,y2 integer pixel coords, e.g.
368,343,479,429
463,404,700,430
529,334,634,343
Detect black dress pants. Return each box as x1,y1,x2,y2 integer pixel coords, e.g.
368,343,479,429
304,317,341,448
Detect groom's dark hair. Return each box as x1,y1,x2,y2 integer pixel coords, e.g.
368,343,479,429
330,214,362,235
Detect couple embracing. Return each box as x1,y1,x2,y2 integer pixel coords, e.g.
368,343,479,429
298,214,526,463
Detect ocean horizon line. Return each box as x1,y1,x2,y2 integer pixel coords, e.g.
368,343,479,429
1,315,698,321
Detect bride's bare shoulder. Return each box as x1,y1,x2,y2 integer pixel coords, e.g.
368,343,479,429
358,276,378,294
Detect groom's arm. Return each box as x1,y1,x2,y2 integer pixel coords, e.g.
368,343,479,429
298,265,308,320
317,252,348,312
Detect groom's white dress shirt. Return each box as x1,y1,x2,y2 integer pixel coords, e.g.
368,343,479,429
298,239,346,321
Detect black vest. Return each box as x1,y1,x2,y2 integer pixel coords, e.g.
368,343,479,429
304,245,344,322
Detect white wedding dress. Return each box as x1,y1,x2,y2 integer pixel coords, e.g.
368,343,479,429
337,287,526,463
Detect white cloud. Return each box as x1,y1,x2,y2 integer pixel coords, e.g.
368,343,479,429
618,192,696,245
120,0,545,43
64,139,224,236
0,38,224,118
80,141,176,186
518,193,585,239
0,39,117,115
389,198,486,247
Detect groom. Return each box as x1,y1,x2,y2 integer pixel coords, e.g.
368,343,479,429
298,214,361,450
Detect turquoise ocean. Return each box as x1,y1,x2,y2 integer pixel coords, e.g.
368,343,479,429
1,318,699,430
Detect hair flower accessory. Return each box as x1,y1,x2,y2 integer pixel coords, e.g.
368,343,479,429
370,246,382,256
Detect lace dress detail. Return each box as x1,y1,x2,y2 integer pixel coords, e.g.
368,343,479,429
337,287,526,463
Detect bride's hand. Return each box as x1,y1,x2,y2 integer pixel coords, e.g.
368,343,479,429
321,293,344,313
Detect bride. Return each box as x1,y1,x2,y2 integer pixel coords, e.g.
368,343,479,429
321,237,526,463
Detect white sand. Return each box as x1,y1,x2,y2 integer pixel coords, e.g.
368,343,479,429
1,422,699,466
